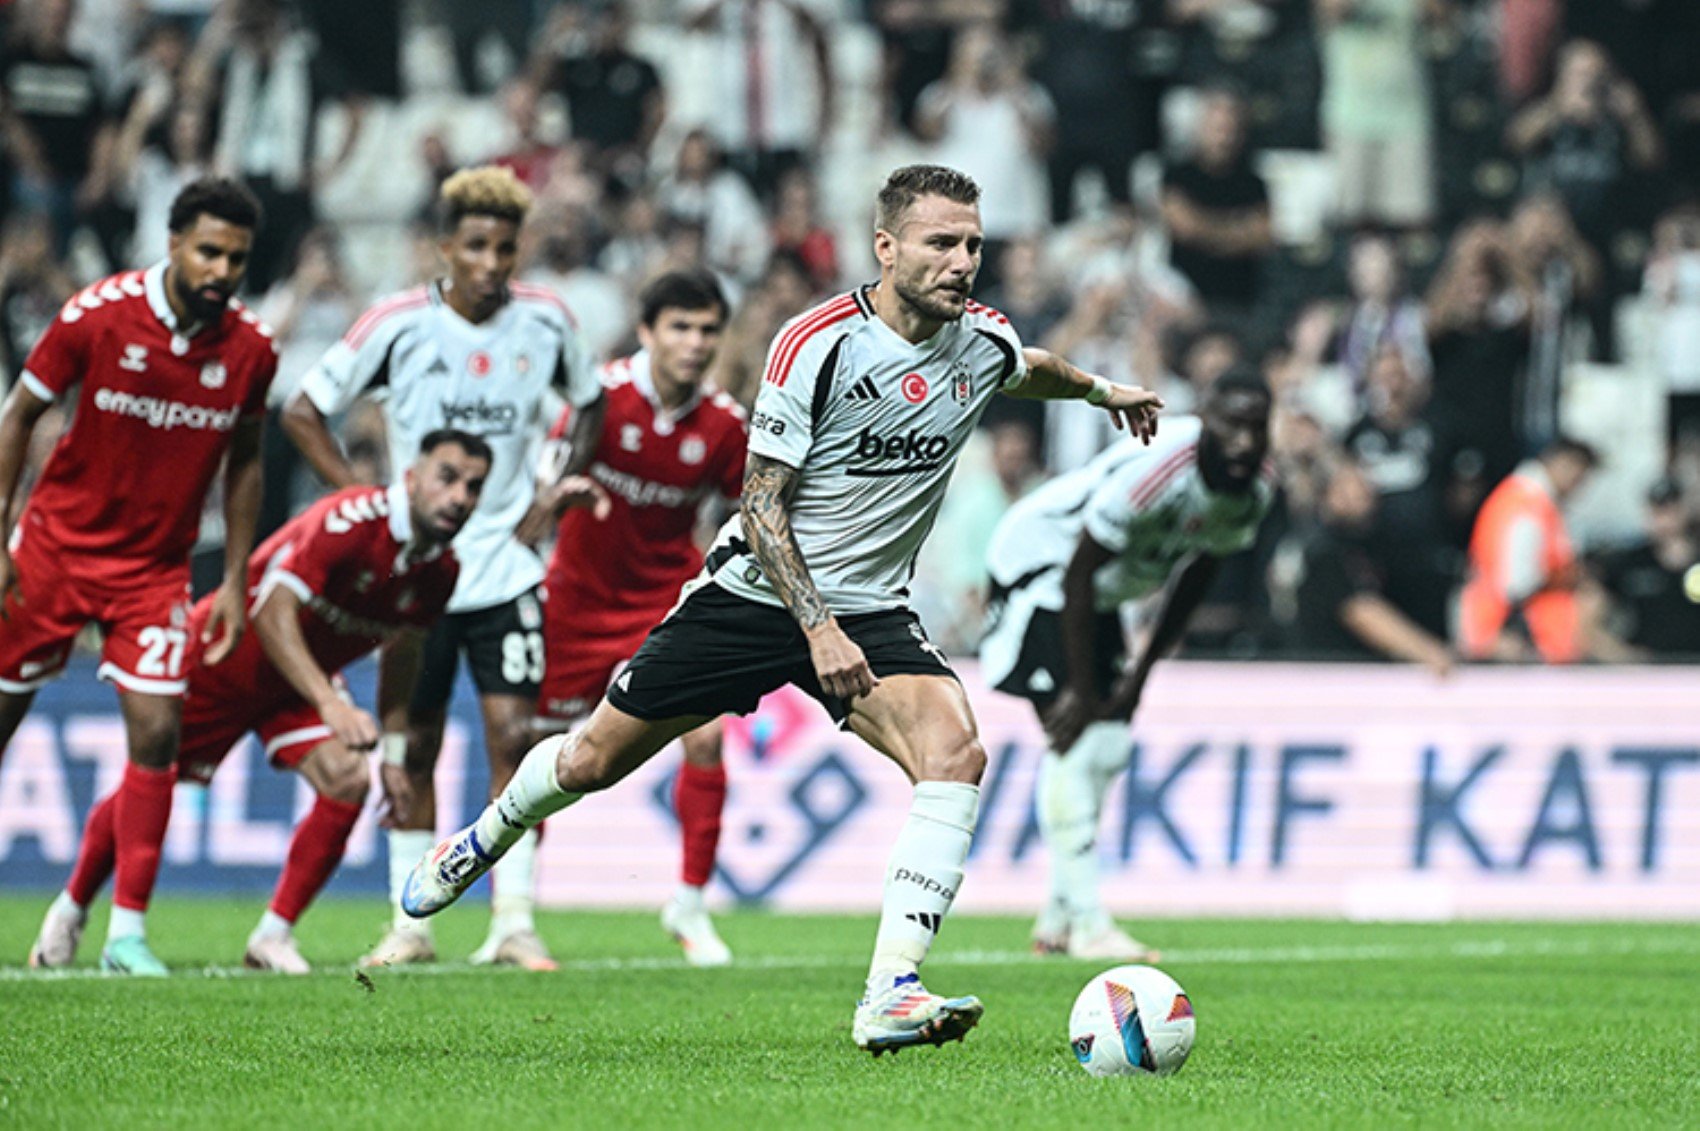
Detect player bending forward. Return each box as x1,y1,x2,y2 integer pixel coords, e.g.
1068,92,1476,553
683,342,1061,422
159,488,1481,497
32,431,489,973
0,179,275,976
534,271,747,966
981,372,1274,960
283,167,606,971
401,165,1163,1054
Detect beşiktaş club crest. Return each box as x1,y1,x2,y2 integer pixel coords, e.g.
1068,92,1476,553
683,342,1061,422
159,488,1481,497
199,360,228,389
949,361,972,408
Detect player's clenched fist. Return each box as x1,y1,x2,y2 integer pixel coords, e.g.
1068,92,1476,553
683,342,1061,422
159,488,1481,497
804,620,879,700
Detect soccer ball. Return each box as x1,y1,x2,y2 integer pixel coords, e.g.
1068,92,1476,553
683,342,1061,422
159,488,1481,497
1068,964,1195,1078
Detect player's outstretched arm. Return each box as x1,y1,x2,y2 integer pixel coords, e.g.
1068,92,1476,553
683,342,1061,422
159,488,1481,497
253,585,380,751
0,382,52,611
741,453,876,699
1009,347,1163,442
203,415,265,665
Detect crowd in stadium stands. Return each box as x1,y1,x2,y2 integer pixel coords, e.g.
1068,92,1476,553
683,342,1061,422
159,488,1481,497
3,0,1699,662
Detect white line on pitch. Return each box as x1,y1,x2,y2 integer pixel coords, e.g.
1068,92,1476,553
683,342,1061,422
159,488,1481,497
1,934,1696,983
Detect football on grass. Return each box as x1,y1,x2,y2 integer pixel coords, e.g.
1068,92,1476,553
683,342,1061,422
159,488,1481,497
1068,964,1195,1077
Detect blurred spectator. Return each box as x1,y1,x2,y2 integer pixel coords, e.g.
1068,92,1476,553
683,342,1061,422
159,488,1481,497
301,0,401,100
1504,39,1661,254
1643,201,1700,456
598,189,667,292
437,0,528,95
1334,232,1430,405
522,202,630,364
710,249,814,408
871,0,1001,136
1506,193,1600,447
979,236,1069,348
1160,88,1273,316
914,23,1054,274
255,225,359,535
1591,478,1700,658
0,212,75,383
1458,436,1597,663
529,1,664,185
683,0,832,200
1022,0,1156,224
656,129,769,285
1315,0,1438,229
492,81,562,195
1344,344,1461,635
1290,457,1455,673
113,101,210,266
0,0,108,256
769,166,838,292
191,0,367,293
1168,323,1245,414
1041,278,1145,471
1424,220,1529,490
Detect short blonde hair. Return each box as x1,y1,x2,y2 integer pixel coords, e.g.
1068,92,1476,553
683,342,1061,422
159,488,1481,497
438,165,533,232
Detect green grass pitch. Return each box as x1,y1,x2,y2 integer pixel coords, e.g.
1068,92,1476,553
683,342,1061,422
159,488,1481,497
0,896,1696,1129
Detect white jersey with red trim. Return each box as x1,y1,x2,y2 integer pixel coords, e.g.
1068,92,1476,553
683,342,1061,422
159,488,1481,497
984,416,1273,614
296,281,600,612
702,286,1028,614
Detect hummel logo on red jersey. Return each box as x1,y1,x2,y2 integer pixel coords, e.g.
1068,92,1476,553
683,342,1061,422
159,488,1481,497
118,344,148,372
844,375,882,402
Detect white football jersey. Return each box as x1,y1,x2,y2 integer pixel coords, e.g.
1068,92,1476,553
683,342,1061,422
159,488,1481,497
703,286,1028,614
985,417,1274,613
297,281,600,613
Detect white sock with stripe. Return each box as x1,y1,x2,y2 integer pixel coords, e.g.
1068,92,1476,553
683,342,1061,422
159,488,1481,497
866,781,980,997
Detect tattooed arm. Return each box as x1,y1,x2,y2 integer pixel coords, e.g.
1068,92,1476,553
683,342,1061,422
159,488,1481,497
741,453,877,698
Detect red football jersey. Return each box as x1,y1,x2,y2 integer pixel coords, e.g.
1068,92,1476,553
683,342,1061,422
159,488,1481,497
188,484,459,704
15,264,276,582
544,352,747,613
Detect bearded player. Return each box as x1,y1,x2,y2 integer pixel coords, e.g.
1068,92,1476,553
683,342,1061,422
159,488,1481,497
282,167,606,971
31,431,490,973
533,270,747,966
981,372,1274,960
0,178,275,976
401,166,1163,1055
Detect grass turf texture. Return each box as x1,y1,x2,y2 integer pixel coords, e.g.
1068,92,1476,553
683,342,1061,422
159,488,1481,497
0,897,1696,1129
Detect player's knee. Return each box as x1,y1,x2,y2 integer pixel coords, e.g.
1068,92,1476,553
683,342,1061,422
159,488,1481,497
492,719,534,769
321,754,370,806
927,733,986,785
128,717,181,768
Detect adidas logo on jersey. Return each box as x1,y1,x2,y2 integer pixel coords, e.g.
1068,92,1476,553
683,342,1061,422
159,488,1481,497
844,375,882,402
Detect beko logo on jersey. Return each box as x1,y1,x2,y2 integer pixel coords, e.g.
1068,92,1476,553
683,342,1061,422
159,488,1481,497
92,387,240,431
850,427,950,475
440,398,519,433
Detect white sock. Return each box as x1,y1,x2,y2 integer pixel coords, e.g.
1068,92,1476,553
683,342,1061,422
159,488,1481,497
252,910,293,942
388,830,436,933
51,889,85,920
671,884,706,914
866,781,979,995
472,735,580,856
107,906,146,942
488,828,539,939
1039,722,1129,932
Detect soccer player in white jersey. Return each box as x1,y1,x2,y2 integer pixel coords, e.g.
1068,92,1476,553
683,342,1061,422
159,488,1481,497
398,164,1163,1054
981,372,1274,959
280,167,607,971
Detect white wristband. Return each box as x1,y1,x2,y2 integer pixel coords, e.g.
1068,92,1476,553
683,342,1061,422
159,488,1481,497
380,733,407,768
1085,375,1114,406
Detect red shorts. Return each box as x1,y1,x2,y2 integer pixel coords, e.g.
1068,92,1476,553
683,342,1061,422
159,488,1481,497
538,603,666,723
175,676,348,784
0,534,193,696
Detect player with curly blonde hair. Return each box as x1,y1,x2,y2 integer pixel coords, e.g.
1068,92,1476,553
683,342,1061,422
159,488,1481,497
282,165,609,971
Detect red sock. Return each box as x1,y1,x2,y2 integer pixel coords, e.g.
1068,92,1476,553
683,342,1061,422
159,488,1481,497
268,796,362,924
113,762,176,913
674,762,727,888
67,791,119,907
